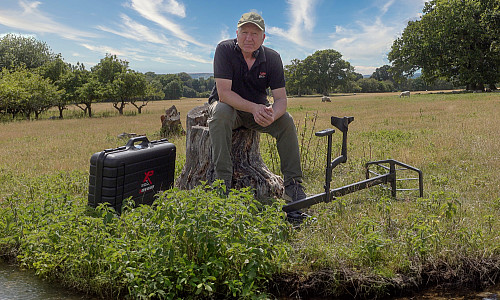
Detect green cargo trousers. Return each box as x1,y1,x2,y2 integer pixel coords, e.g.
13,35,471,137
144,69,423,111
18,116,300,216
207,100,303,187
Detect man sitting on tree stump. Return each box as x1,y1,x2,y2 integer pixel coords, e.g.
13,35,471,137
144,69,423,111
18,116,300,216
208,12,309,220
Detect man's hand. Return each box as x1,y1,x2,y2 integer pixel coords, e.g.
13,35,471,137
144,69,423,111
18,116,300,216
253,104,274,127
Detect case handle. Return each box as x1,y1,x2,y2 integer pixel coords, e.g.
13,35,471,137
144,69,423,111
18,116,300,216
126,136,150,149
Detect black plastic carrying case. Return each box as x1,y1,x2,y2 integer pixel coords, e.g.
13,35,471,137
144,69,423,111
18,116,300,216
88,136,176,211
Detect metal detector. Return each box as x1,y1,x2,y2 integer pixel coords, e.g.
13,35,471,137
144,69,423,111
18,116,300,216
283,116,423,213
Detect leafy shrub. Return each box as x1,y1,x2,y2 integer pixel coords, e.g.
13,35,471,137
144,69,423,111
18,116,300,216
115,183,292,299
1,173,291,299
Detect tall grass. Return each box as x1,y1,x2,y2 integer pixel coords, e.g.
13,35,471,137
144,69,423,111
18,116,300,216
1,92,500,298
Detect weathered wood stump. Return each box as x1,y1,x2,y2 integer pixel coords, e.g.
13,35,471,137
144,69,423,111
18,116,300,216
176,104,284,199
160,105,185,138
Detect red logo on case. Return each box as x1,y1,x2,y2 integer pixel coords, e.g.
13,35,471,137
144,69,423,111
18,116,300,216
143,170,154,184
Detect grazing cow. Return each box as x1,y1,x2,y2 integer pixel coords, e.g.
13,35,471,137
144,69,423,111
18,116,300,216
399,91,410,98
321,96,331,102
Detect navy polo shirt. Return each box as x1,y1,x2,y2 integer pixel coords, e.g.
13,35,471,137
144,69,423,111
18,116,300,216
208,39,286,105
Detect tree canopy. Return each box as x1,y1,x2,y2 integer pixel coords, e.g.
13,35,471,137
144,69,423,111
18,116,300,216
302,49,354,96
0,67,60,119
284,59,308,96
0,34,55,71
0,35,217,120
285,50,354,96
371,65,393,82
388,0,500,90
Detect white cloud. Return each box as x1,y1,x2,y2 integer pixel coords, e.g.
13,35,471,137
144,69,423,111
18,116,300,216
81,43,155,64
354,65,377,75
380,0,396,15
81,39,211,66
335,25,345,34
219,25,230,43
128,0,208,47
267,0,318,47
287,0,316,32
332,17,397,62
97,14,170,45
164,0,186,17
306,0,427,75
152,57,171,64
80,43,126,57
0,0,97,41
170,49,211,64
92,1,212,66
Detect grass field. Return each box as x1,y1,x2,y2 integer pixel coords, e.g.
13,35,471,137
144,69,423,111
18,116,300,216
1,91,499,298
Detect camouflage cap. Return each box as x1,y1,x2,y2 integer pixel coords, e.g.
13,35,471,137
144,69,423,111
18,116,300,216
237,12,265,31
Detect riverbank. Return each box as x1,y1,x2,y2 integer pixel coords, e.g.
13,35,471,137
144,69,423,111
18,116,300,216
1,93,499,298
393,284,499,300
1,259,498,299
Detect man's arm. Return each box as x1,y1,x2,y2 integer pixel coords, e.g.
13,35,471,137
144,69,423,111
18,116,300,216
216,78,275,127
270,87,287,120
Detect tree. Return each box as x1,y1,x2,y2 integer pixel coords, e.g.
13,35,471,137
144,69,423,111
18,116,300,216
91,54,128,113
143,80,165,103
355,78,395,93
0,34,55,71
352,72,364,81
177,72,193,88
204,76,215,93
155,74,184,99
37,56,71,118
284,59,308,96
389,0,500,90
58,63,86,116
371,65,393,82
165,80,183,99
117,70,147,114
301,49,354,96
182,86,197,98
339,77,361,93
112,69,142,115
76,69,100,118
0,68,29,117
144,71,157,82
0,67,59,119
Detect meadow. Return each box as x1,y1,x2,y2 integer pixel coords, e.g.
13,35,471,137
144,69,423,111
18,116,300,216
0,91,499,298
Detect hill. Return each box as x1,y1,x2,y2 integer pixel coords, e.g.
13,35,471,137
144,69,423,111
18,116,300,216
188,73,213,79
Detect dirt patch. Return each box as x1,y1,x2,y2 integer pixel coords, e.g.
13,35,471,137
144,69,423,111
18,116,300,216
269,257,500,299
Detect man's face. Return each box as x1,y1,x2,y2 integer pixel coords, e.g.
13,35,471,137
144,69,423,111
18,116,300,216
236,23,265,55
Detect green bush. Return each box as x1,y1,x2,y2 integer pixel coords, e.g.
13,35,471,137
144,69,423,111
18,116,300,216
0,172,291,299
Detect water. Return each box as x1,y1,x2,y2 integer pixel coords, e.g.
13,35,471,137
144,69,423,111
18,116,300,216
0,260,96,300
392,285,499,300
1,259,498,300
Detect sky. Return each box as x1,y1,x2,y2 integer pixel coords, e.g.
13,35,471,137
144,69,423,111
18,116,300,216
0,0,426,76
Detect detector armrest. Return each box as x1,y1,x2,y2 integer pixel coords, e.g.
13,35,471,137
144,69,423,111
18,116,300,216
331,116,354,132
315,128,335,137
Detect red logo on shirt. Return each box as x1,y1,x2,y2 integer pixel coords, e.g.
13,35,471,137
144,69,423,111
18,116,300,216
259,72,266,78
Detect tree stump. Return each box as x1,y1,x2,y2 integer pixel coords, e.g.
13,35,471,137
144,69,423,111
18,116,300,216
176,104,284,200
160,105,185,138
